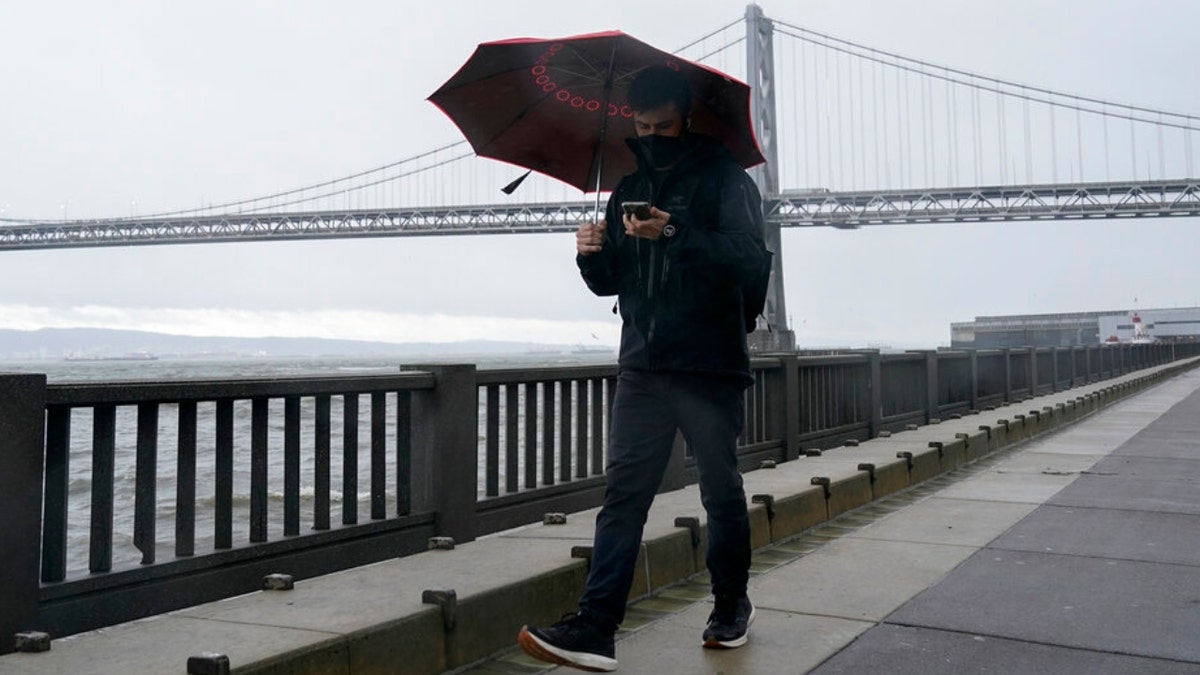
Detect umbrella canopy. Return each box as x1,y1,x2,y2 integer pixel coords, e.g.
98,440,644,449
428,30,765,193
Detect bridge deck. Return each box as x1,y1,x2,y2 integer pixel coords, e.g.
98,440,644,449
2,361,1198,674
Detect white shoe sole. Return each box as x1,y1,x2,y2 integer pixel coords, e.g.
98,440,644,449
702,604,756,649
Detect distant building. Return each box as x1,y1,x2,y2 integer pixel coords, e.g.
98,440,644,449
951,306,1200,349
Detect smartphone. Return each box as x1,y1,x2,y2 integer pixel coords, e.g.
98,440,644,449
621,201,652,220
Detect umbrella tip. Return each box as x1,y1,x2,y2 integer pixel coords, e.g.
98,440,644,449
501,169,533,195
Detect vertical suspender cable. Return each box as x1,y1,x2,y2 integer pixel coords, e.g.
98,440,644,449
998,88,1008,183
796,40,806,187
1023,87,1033,183
923,70,931,186
872,55,880,188
1130,111,1138,181
900,63,910,188
1157,113,1166,180
1076,101,1084,183
1103,103,1111,182
1050,95,1059,184
949,73,958,185
1186,125,1194,178
838,51,846,189
814,41,824,188
971,81,981,185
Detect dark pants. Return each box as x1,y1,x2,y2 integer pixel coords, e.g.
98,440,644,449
578,369,751,632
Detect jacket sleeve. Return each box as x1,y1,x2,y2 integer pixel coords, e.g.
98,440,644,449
575,193,623,296
662,166,767,288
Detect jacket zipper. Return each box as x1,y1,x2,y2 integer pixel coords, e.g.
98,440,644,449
645,180,660,351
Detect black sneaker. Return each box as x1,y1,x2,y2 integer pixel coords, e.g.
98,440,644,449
518,612,618,672
702,594,754,649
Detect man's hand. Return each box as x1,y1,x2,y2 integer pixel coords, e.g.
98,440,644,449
623,206,671,240
576,220,605,256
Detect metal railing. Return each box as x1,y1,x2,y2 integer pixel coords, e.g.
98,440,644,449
1,341,1194,653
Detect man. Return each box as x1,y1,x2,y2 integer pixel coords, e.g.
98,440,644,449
517,65,769,672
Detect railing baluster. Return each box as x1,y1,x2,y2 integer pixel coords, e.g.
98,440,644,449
506,384,519,493
524,382,538,489
42,405,70,582
90,404,116,573
396,391,412,516
575,379,588,478
250,398,268,543
543,381,556,485
284,396,301,536
176,401,197,557
314,395,331,531
134,403,158,564
591,378,603,475
559,379,572,482
343,394,359,524
486,384,499,496
370,392,385,520
215,400,233,550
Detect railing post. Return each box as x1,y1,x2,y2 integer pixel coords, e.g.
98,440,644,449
1028,348,1038,397
867,351,883,439
406,364,478,545
780,355,801,460
968,350,979,410
924,351,938,423
1051,347,1060,392
0,374,47,655
1003,348,1013,402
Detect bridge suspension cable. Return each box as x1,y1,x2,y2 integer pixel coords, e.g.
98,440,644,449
775,22,1200,131
771,19,1199,193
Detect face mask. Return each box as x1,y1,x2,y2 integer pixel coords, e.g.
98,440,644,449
638,134,686,168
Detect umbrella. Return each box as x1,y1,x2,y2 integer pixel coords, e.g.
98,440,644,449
428,30,765,196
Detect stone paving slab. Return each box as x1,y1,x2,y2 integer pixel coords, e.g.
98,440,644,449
933,470,1077,504
1087,454,1200,481
885,549,1200,664
845,497,1038,548
810,623,1200,675
986,450,1105,476
990,504,1200,566
1109,437,1200,459
1048,474,1200,515
546,603,872,675
748,538,977,623
0,615,347,675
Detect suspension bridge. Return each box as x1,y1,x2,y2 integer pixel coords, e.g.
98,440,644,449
2,4,1198,347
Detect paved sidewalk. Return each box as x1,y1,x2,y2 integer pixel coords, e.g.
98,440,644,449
478,368,1200,674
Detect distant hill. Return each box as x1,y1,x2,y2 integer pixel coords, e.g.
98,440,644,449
0,327,595,360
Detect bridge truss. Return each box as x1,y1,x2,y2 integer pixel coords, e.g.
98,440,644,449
2,180,1197,251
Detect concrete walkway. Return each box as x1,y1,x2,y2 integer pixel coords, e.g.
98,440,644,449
474,367,1200,674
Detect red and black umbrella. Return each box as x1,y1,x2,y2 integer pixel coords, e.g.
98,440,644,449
429,30,764,195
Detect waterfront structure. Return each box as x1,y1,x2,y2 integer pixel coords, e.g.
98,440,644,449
951,306,1200,349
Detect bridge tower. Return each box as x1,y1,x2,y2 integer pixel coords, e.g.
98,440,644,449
745,3,796,352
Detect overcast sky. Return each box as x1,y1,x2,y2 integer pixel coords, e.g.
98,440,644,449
2,0,1198,350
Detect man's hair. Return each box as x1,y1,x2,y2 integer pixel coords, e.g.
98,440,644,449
628,65,692,117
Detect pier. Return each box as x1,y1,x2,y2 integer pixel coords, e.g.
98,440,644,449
1,343,1197,672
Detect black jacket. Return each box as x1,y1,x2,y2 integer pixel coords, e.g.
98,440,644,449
577,134,768,385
